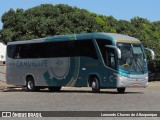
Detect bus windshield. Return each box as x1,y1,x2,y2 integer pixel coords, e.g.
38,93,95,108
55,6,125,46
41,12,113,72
117,43,147,73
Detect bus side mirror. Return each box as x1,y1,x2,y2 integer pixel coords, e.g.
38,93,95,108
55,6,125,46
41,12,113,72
105,45,121,59
144,48,155,60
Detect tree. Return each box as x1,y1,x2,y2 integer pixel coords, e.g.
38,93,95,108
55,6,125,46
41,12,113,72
1,4,101,43
116,20,137,36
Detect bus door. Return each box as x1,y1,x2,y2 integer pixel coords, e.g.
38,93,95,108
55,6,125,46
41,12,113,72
104,45,120,87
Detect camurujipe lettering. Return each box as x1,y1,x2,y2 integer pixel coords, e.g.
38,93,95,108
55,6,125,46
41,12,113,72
16,60,48,68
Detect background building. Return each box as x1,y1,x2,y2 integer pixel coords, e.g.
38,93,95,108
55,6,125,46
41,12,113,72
0,42,6,64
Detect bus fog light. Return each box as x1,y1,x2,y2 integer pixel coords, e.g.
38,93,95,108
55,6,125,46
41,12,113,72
121,82,125,85
120,81,125,86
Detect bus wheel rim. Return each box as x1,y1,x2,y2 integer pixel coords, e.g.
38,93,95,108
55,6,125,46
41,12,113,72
28,81,33,90
92,81,96,89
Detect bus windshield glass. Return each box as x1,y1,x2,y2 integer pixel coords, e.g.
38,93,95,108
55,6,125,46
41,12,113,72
117,43,147,73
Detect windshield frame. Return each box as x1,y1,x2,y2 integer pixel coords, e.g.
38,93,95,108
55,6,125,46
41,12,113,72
117,42,147,74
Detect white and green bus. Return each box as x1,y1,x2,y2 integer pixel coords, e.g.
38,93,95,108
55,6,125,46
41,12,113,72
6,33,154,93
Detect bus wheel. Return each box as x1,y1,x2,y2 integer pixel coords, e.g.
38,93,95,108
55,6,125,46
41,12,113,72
91,78,100,93
48,86,62,92
26,77,37,92
117,88,125,93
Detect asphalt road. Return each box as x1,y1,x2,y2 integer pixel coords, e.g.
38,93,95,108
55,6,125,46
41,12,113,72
0,81,160,120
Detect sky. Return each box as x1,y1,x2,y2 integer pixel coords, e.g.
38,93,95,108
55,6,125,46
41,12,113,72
0,0,160,29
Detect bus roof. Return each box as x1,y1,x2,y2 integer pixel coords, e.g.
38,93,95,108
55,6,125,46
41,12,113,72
105,33,141,44
7,32,141,45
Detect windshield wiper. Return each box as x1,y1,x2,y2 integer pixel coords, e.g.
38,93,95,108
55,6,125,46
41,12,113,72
129,58,137,72
136,58,144,73
129,57,144,73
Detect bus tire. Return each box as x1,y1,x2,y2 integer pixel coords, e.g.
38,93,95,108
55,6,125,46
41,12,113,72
48,86,61,92
26,77,37,92
117,88,125,93
91,77,100,93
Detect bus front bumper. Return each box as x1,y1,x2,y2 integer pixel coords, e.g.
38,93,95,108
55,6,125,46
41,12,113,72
117,75,148,88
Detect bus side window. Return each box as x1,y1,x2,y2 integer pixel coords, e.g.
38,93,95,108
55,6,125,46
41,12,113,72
106,49,117,70
7,45,19,59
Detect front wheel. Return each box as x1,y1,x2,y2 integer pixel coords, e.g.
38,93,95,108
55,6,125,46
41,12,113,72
117,88,126,93
91,78,100,93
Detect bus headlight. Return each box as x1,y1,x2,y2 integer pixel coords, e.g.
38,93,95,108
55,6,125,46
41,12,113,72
119,75,127,80
145,76,148,80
